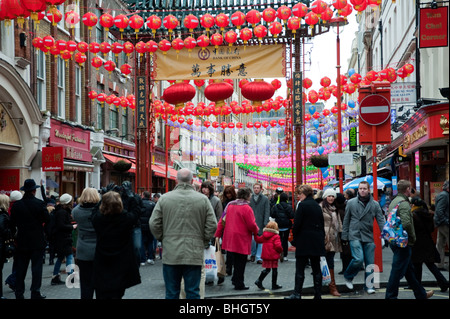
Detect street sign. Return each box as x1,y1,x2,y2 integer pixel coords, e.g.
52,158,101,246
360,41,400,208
328,153,354,166
210,167,219,176
359,94,391,126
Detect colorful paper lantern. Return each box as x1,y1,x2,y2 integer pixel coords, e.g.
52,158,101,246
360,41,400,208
262,7,277,23
215,13,229,32
99,13,114,32
146,15,162,36
204,80,234,107
163,81,196,110
231,11,245,29
163,14,179,38
245,9,261,27
183,14,199,32
200,13,215,32
292,2,308,18
241,80,275,106
269,21,283,38
129,14,144,38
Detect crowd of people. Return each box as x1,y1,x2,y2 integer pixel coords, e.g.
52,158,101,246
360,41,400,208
0,173,448,300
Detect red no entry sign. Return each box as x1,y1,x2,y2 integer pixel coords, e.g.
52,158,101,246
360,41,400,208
359,94,391,126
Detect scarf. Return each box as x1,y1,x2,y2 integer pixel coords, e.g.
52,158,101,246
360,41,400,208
221,198,249,220
358,193,371,207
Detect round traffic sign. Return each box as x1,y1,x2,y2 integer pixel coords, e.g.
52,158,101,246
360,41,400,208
359,94,391,126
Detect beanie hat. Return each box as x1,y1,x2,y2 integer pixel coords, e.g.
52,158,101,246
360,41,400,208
59,193,73,205
10,190,23,202
322,188,337,199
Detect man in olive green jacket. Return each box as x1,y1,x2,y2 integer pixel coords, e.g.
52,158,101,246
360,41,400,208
150,168,217,299
385,179,433,299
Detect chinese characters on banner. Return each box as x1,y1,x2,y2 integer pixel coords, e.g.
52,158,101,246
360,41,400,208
292,71,303,126
42,146,64,171
136,76,147,128
153,44,285,80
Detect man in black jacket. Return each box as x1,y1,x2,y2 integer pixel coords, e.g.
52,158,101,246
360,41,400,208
10,179,50,299
140,191,156,265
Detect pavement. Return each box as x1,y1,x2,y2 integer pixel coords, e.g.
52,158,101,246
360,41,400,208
2,244,448,300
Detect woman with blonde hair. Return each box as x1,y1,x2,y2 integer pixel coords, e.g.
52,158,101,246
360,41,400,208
72,187,100,299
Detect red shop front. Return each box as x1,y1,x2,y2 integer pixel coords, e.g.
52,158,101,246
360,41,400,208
47,119,93,198
399,102,449,206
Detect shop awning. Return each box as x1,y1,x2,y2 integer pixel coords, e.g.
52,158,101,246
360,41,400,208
104,154,136,173
153,164,178,181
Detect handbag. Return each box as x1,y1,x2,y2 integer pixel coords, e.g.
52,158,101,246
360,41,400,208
381,200,408,248
215,238,226,278
320,256,331,286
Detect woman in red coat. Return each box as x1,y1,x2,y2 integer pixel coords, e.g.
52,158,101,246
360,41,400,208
254,221,283,290
215,187,259,290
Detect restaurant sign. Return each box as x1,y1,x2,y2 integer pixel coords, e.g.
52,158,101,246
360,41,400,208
49,119,91,162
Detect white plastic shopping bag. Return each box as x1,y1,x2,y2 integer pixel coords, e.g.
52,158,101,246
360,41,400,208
320,256,331,286
204,245,218,282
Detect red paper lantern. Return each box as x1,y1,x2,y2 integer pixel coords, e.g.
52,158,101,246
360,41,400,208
386,67,397,83
311,0,328,18
204,80,234,107
340,4,353,18
292,3,308,18
332,0,348,13
146,15,162,36
320,76,331,87
88,90,98,100
66,40,77,53
397,66,407,79
224,30,238,47
269,21,283,38
350,73,362,84
404,63,414,75
91,56,103,70
120,64,132,76
55,39,66,51
111,42,124,57
353,1,368,13
231,11,245,29
158,39,171,54
183,14,199,32
287,16,300,37
269,119,278,127
312,111,321,119
184,36,197,52
114,14,129,37
200,13,215,32
97,93,106,104
104,60,116,73
322,109,331,116
241,80,275,106
196,35,210,50
99,13,114,32
239,28,252,45
321,7,333,23
210,32,223,49
303,78,313,89
276,5,291,23
89,42,100,55
304,114,312,121
32,37,43,49
163,14,179,37
246,122,254,129
366,70,378,82
262,7,276,23
367,0,381,8
42,35,55,49
82,12,97,30
305,12,319,28
253,25,267,42
99,42,111,56
215,13,229,31
129,14,144,37
163,81,196,110
171,37,184,53
271,79,282,90
77,41,88,53
74,52,86,65
21,0,46,23
308,90,319,104
65,10,80,29
245,9,261,27
331,106,339,114
239,79,249,88
46,7,62,26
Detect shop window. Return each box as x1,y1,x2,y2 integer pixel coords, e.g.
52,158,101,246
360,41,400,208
57,57,65,118
36,50,46,111
109,106,119,136
422,149,445,161
75,66,82,123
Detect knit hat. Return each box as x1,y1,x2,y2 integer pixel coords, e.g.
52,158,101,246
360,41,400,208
59,193,73,205
322,188,337,199
10,190,23,202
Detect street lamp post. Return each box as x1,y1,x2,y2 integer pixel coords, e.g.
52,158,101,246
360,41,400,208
329,16,347,194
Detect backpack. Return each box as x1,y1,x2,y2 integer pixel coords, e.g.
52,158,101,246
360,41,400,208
381,200,408,248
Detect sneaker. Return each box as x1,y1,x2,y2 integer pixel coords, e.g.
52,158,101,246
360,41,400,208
147,259,155,265
344,278,353,290
283,257,288,262
366,288,376,294
140,262,146,266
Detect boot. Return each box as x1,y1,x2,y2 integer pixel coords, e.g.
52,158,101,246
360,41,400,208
255,269,270,290
51,275,64,286
272,269,282,290
285,273,304,299
313,271,322,300
328,269,341,297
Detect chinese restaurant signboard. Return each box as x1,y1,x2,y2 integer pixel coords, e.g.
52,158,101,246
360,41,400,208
153,44,285,80
419,6,448,48
49,119,91,162
42,147,64,171
136,76,147,128
292,71,303,126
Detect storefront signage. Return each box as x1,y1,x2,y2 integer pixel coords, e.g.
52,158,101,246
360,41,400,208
154,44,285,80
292,71,303,126
390,82,416,104
348,117,358,151
136,76,147,128
404,124,428,150
419,6,448,48
42,146,64,171
0,169,20,195
49,119,91,162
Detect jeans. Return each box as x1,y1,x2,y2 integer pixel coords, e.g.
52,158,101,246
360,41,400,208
132,227,142,265
344,240,376,289
385,244,427,299
53,253,74,276
251,236,263,261
163,264,202,299
140,229,155,262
